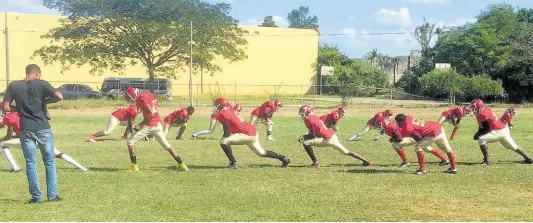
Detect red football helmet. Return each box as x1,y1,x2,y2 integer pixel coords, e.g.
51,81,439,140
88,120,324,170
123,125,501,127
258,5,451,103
273,99,283,110
463,105,473,115
233,104,242,112
213,98,231,113
471,99,485,114
384,109,393,117
338,106,346,118
125,87,139,103
299,105,313,119
374,117,389,130
507,105,518,116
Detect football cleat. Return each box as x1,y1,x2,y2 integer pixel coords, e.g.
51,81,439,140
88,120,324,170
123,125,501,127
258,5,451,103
177,163,189,171
267,135,276,141
481,160,492,165
311,162,320,168
415,169,427,175
48,196,63,202
520,159,533,164
228,163,240,170
11,167,21,173
128,164,139,172
438,160,450,166
28,198,42,204
443,168,457,174
399,162,410,168
191,134,198,140
281,157,292,167
362,160,373,166
87,135,96,143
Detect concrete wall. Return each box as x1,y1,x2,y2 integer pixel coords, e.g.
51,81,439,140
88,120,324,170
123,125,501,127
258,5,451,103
370,49,422,85
0,12,319,96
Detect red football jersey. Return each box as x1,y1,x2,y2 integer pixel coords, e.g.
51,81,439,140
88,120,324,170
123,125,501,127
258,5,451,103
366,112,385,126
442,107,464,119
500,112,512,125
385,120,402,139
305,115,334,140
251,101,275,119
218,108,257,136
164,107,189,125
319,110,341,128
1,112,20,136
111,104,138,122
401,116,442,138
210,112,219,121
476,107,506,130
136,92,161,127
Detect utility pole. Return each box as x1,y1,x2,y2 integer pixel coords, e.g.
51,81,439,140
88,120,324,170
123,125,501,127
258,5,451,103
4,13,10,89
188,21,193,106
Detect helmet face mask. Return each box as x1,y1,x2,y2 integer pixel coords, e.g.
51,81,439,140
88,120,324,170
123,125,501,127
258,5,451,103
299,105,312,120
338,106,346,118
213,98,231,113
471,99,484,114
273,99,283,110
124,87,139,103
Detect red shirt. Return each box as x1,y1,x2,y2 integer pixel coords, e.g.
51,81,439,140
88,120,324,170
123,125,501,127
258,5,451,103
251,101,275,119
137,92,161,127
111,104,138,122
442,107,464,119
210,112,219,121
305,114,334,140
367,112,385,126
218,109,257,136
476,107,506,130
320,110,341,128
401,116,442,138
164,107,189,125
1,112,20,136
500,112,512,125
385,120,402,139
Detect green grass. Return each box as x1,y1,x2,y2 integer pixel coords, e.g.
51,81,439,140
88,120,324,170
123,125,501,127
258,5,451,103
1,108,532,221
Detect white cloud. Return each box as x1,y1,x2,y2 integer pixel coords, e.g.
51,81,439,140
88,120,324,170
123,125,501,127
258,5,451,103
2,0,58,15
238,18,262,26
374,7,412,28
338,28,368,46
429,17,477,29
404,0,451,4
271,15,289,28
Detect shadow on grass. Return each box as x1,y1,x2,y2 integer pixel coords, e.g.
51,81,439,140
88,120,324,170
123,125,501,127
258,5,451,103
0,198,20,204
84,167,123,172
343,168,407,174
87,138,119,142
0,169,21,173
167,165,227,170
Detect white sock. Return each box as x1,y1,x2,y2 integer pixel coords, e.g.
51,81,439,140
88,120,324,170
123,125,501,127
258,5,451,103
194,129,211,137
2,148,20,170
60,154,88,171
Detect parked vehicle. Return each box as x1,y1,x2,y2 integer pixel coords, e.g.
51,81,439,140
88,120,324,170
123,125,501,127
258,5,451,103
57,84,104,100
101,77,172,100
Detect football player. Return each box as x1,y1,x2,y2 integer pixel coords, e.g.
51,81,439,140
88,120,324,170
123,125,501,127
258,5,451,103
1,110,88,171
250,99,283,141
87,103,138,142
319,106,346,132
124,88,189,172
347,109,394,141
191,104,242,140
471,99,532,165
395,114,458,174
438,105,472,140
214,98,292,169
376,117,449,168
500,105,517,129
298,105,372,168
163,106,194,140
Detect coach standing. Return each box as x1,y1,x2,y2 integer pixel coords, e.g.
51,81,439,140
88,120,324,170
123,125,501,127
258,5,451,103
2,64,63,203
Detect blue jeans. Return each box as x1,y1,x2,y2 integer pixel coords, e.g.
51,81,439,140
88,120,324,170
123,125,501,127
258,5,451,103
20,129,58,201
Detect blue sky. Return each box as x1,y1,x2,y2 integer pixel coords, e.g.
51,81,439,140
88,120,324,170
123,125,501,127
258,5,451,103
2,0,533,58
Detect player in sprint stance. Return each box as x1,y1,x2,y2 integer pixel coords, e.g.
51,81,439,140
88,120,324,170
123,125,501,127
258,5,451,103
500,105,517,129
471,99,532,165
191,104,242,139
395,114,457,174
124,88,188,172
437,105,472,140
87,103,138,142
298,105,372,168
250,99,283,141
1,110,88,171
347,109,393,141
214,98,291,169
376,117,449,168
320,106,346,132
163,106,194,140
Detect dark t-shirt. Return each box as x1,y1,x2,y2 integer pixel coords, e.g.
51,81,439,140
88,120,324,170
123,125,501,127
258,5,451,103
3,80,57,131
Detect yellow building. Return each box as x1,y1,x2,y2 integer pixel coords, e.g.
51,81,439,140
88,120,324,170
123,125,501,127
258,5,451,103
0,12,319,96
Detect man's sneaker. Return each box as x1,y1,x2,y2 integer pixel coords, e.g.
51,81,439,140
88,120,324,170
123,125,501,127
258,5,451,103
228,163,240,170
177,163,189,171
48,196,62,202
481,160,492,165
87,135,96,143
438,160,450,166
28,198,42,204
267,135,275,141
311,162,320,168
520,159,533,164
415,169,427,175
281,157,292,167
128,164,139,172
191,134,198,140
399,162,410,168
443,168,457,174
362,160,373,166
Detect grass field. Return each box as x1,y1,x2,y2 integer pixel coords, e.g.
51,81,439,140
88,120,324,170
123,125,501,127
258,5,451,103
0,106,532,221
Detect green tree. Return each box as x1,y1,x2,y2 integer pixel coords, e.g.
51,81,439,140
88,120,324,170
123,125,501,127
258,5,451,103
259,16,278,27
287,6,318,29
419,69,463,100
35,0,248,104
411,18,441,76
517,8,533,23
